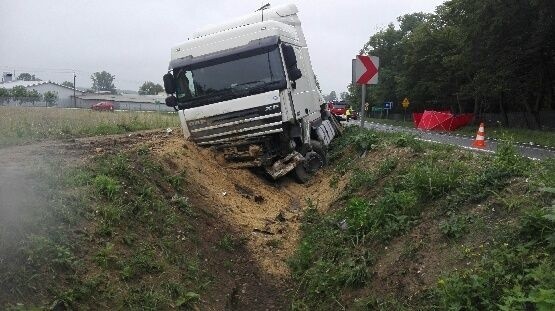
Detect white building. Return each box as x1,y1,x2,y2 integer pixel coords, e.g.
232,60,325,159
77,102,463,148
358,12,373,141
0,80,84,107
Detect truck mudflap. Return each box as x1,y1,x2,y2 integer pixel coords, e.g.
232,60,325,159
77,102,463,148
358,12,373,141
316,119,336,146
265,151,304,179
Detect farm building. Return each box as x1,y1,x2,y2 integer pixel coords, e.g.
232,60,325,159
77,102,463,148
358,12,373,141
0,80,84,107
75,94,173,112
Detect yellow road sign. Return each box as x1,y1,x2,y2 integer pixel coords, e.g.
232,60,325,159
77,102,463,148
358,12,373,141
402,97,410,109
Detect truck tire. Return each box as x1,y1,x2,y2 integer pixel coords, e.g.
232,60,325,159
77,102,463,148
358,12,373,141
294,140,326,183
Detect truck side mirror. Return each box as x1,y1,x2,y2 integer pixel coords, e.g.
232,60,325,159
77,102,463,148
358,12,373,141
282,45,297,68
163,73,176,94
165,95,178,107
288,67,302,82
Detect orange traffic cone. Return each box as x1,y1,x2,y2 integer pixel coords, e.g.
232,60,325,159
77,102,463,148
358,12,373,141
472,123,486,148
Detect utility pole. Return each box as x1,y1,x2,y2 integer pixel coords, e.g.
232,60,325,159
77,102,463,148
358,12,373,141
73,73,76,108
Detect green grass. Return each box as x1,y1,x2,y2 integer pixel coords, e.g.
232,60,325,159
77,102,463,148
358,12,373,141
365,116,555,148
0,147,213,310
290,126,555,310
0,106,180,147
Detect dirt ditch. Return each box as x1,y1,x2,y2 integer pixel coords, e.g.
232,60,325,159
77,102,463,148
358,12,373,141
143,130,345,283
0,129,349,309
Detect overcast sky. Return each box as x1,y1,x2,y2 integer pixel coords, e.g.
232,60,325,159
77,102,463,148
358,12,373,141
0,0,444,93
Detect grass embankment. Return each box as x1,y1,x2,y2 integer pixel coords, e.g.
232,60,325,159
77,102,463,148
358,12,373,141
365,116,555,148
0,107,179,147
0,146,214,309
290,127,555,310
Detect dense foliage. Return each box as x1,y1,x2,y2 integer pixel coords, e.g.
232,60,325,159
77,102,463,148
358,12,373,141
347,0,554,128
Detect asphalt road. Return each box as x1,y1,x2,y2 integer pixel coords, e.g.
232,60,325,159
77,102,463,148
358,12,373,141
348,120,555,160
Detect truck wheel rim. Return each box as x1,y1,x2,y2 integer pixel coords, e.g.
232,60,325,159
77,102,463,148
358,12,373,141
303,151,323,174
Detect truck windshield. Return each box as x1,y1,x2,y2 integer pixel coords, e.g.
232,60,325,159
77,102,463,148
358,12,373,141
173,47,286,108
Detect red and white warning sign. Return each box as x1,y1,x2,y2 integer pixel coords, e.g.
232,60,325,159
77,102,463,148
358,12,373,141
352,55,379,85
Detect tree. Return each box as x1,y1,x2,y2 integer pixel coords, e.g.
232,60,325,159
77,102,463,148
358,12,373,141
0,88,9,105
17,73,40,81
340,92,349,100
349,1,555,128
61,81,74,88
27,89,42,105
138,81,164,95
323,91,337,102
329,91,337,101
91,71,116,93
10,85,28,105
43,91,58,106
11,85,27,97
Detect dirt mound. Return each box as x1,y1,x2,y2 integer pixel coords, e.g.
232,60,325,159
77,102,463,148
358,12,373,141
149,133,344,281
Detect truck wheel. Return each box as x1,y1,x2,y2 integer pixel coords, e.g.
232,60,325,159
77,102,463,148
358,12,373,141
294,140,326,183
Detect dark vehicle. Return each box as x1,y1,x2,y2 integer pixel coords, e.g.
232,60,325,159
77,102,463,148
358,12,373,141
91,101,114,111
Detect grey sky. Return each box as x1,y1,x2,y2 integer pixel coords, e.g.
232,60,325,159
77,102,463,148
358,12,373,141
0,0,444,93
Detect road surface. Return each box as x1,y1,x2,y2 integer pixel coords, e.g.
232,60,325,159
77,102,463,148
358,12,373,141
348,120,555,160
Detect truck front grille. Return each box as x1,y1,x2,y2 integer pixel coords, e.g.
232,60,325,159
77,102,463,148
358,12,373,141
187,103,283,146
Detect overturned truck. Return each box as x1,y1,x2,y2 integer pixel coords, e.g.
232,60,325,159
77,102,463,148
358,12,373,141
163,4,340,182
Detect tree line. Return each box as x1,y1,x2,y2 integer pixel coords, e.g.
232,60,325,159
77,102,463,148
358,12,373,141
346,0,554,128
0,86,58,106
1,71,164,97
88,71,163,95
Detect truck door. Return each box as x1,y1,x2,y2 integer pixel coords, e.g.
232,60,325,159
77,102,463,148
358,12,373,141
288,46,319,120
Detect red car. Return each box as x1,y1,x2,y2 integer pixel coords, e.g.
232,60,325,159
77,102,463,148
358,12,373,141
91,101,114,111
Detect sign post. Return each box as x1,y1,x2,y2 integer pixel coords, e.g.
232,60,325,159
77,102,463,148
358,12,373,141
402,97,410,122
364,102,369,117
384,102,392,119
353,55,379,128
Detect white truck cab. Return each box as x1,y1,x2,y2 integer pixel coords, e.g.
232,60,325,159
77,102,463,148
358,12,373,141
163,4,340,182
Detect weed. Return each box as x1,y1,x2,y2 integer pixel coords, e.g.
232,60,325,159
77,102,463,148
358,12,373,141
93,174,120,200
120,247,164,280
353,132,379,152
289,206,374,308
436,243,555,310
175,292,200,308
24,235,74,270
218,234,241,252
136,144,150,156
329,174,339,188
520,206,555,249
347,169,375,193
439,212,472,239
94,242,116,269
402,158,465,201
166,171,186,189
124,287,166,311
376,157,398,177
97,203,124,226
